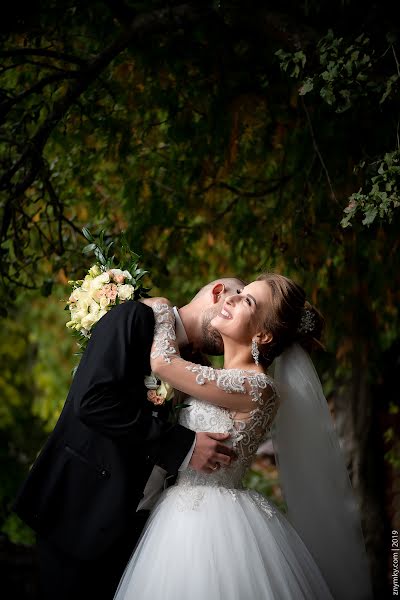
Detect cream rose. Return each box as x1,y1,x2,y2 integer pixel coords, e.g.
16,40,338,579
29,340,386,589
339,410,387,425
89,272,110,291
80,315,94,330
99,295,111,309
80,306,100,330
156,380,175,402
81,275,94,291
117,284,134,301
69,288,85,302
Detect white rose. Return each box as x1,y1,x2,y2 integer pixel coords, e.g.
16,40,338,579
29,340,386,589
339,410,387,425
81,275,95,291
73,310,87,325
70,305,85,322
117,284,134,301
157,380,175,401
121,270,133,280
69,287,84,301
69,305,78,319
89,299,100,314
81,312,98,330
91,288,102,302
108,268,123,277
90,272,110,290
75,292,91,312
99,295,111,309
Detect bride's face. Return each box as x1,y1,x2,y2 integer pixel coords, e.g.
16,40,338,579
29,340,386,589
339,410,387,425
211,280,271,343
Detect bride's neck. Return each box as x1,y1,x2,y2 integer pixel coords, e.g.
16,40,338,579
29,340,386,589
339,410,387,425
222,337,255,371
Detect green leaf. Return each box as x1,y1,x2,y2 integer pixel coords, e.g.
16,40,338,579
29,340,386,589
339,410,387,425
82,227,94,242
174,403,190,410
320,87,336,105
94,248,106,264
299,78,314,95
82,243,97,254
362,208,378,226
134,270,149,281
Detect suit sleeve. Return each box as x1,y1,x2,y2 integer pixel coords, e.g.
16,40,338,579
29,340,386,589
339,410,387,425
71,301,195,470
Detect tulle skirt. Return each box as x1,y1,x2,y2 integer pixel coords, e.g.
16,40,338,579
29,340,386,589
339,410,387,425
114,485,334,600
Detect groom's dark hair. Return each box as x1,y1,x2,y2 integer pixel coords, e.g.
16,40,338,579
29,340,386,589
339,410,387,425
192,277,247,301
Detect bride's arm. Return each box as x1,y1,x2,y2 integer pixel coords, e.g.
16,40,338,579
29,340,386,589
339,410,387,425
147,301,276,412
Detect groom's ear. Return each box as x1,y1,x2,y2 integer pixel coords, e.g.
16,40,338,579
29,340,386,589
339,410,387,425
211,282,225,303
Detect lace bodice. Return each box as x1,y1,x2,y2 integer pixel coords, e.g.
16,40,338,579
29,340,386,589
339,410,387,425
177,368,278,490
149,302,279,504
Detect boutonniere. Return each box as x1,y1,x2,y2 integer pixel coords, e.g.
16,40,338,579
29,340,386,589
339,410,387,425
144,372,175,406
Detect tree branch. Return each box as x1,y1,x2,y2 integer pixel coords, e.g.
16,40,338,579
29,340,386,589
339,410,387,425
0,72,80,121
0,48,86,65
301,97,338,204
203,176,292,198
43,176,65,255
0,3,211,201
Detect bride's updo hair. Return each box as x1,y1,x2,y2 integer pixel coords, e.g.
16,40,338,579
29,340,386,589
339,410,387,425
256,273,324,367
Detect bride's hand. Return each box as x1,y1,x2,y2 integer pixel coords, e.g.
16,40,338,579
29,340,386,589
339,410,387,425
140,297,172,308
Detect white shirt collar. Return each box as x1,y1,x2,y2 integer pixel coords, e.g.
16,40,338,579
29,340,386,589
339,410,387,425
173,306,189,348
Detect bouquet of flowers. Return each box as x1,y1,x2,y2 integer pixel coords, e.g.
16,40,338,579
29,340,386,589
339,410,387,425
66,228,149,357
65,228,179,412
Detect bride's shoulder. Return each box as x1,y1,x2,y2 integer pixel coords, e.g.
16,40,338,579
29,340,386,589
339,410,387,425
235,367,275,385
217,367,277,398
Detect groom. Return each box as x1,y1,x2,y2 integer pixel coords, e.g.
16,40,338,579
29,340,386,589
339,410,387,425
14,277,244,600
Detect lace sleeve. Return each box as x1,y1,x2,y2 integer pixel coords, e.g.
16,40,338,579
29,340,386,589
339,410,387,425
150,302,178,364
186,364,277,408
149,304,277,413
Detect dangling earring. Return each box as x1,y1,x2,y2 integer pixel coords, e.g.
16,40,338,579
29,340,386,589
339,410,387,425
251,339,260,365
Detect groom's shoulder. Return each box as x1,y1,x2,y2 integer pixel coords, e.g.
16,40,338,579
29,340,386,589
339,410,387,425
103,300,154,323
90,300,154,342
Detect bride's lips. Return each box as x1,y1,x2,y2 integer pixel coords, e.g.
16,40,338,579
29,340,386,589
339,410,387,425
220,306,232,320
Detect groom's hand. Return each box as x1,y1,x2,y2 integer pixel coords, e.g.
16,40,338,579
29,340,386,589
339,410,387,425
190,432,237,473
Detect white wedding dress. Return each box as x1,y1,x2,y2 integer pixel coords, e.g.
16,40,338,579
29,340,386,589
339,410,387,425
114,368,334,600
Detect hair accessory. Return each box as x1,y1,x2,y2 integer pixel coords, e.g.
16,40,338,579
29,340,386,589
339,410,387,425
297,308,315,334
251,339,260,365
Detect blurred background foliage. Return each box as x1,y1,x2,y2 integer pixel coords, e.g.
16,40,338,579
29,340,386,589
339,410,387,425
1,1,399,597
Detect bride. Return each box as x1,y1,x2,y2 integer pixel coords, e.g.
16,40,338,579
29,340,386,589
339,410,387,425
115,273,373,600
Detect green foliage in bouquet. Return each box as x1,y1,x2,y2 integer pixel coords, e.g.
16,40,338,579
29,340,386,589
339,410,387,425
80,228,150,289
66,228,150,362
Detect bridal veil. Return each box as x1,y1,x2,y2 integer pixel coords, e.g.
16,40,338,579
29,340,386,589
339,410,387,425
272,344,373,600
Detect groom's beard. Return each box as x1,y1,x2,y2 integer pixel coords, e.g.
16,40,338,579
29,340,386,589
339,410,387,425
200,306,224,355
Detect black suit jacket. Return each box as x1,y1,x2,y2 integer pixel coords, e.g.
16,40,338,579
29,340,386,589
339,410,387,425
14,301,195,560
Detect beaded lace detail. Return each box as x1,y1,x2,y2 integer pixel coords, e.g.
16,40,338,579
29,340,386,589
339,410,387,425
150,302,177,363
172,378,278,516
150,303,279,516
186,364,271,405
